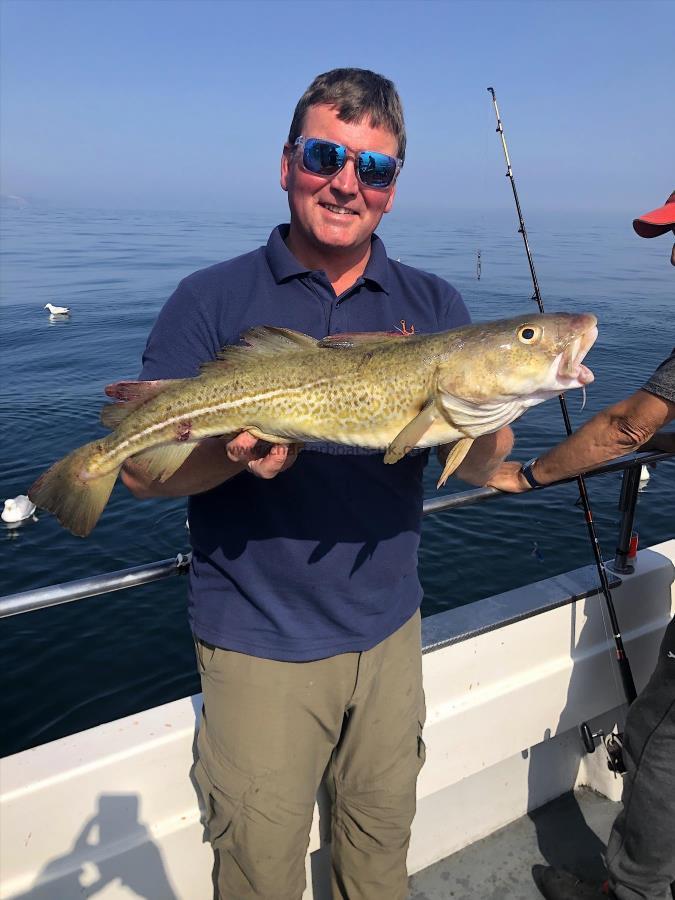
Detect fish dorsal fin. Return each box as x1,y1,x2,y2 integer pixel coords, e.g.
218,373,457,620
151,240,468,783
201,327,319,373
240,326,319,353
319,331,412,350
222,326,318,358
104,379,182,402
101,379,182,429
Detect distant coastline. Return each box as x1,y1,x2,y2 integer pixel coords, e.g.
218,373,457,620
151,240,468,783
1,193,30,209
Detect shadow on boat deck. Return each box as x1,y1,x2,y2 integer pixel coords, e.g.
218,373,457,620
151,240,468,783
408,787,619,900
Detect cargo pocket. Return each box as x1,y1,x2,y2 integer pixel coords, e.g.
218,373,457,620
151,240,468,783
194,637,218,676
194,753,256,851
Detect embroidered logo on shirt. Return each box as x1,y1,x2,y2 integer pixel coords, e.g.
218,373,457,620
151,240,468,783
396,319,415,335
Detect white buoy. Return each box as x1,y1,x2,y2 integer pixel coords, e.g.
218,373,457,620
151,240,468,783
44,302,70,316
2,495,36,523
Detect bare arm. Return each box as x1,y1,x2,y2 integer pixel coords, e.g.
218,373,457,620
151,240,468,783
487,389,675,493
438,426,514,486
121,433,299,499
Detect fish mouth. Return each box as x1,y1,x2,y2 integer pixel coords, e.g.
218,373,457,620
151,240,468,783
557,315,598,386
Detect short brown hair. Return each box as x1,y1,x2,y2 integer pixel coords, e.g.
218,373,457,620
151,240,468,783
288,68,406,163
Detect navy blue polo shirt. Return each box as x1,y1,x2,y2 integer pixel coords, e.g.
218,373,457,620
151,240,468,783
141,225,470,661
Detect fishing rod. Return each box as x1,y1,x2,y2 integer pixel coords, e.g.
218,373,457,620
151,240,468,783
487,87,638,715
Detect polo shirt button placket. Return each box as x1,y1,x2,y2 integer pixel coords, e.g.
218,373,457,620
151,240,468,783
304,273,332,333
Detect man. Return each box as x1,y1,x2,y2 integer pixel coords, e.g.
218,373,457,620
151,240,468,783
122,68,512,900
488,192,675,900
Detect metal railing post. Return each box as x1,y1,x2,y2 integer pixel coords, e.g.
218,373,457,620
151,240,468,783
612,465,643,574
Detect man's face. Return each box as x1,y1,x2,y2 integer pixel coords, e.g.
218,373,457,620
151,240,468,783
280,103,399,262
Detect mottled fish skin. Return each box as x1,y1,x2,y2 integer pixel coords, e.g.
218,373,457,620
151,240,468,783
91,339,437,473
28,312,597,536
87,311,597,472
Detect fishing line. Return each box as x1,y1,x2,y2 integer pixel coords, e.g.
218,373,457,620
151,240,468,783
486,87,638,709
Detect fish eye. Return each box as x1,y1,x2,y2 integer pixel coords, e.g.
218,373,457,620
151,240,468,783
517,324,541,344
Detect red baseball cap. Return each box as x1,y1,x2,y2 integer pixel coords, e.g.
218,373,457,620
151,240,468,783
633,191,675,238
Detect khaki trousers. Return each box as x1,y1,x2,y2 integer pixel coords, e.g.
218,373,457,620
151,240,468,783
194,611,426,900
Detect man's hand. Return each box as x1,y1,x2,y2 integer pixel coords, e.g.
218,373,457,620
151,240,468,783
487,461,531,493
224,432,301,479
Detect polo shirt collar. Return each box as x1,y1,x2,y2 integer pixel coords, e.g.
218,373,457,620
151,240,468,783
362,233,390,294
266,225,312,283
266,225,390,294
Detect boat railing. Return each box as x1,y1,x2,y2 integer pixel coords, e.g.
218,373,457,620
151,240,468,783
1,449,672,620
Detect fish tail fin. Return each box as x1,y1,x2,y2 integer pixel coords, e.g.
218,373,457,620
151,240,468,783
28,440,120,537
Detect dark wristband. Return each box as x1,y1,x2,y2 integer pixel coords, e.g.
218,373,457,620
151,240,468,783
520,457,543,489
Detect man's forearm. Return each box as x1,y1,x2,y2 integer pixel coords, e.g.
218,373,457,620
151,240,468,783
121,438,245,499
532,389,675,485
449,426,514,486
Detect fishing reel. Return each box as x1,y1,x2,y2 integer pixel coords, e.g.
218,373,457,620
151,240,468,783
579,722,627,775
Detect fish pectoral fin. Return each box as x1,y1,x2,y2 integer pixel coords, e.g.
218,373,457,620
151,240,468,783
318,331,412,350
384,403,439,464
131,441,198,483
101,379,183,429
436,437,474,488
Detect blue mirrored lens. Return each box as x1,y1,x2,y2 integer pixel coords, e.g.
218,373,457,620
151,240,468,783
357,151,397,187
303,139,346,175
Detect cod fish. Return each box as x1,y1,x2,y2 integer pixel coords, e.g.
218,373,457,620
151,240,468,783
29,312,597,537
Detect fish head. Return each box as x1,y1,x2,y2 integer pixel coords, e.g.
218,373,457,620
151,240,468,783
435,312,598,404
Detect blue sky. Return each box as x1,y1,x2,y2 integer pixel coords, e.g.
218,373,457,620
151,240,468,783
1,0,673,214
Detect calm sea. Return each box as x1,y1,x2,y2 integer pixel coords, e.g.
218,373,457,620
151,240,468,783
1,206,673,757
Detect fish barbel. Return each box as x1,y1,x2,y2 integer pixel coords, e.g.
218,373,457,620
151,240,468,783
29,312,597,536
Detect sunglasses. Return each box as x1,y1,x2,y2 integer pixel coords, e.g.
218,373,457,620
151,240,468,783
294,136,402,190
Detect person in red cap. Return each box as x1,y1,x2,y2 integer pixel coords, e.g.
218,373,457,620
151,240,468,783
488,194,675,900
633,190,675,266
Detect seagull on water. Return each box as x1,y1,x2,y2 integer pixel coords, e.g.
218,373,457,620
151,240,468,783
44,302,70,316
639,464,651,491
2,495,37,524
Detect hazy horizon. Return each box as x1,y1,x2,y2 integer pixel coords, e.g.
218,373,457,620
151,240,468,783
1,196,653,222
